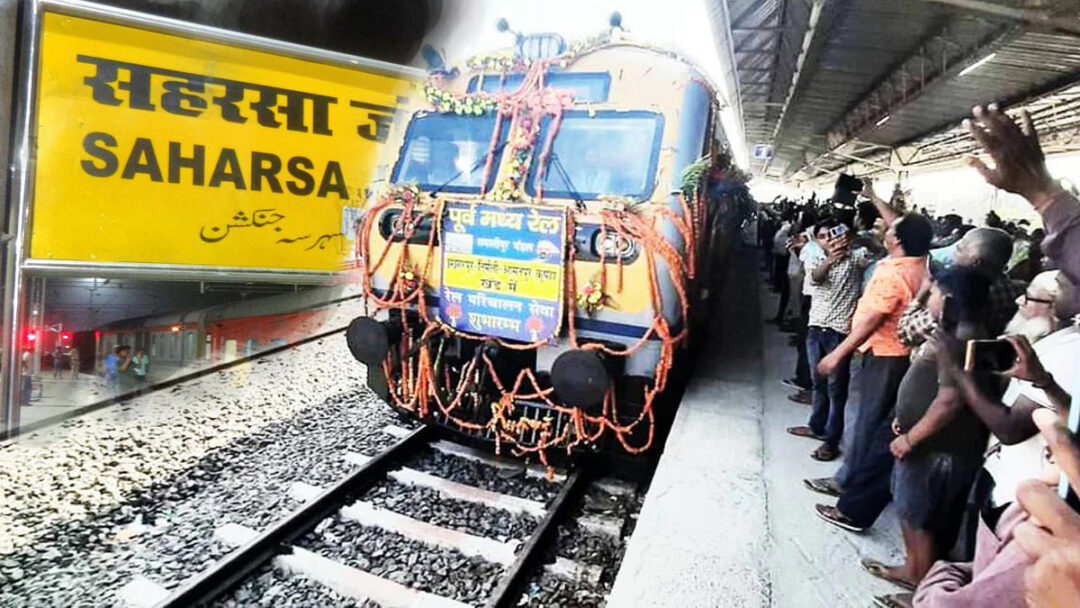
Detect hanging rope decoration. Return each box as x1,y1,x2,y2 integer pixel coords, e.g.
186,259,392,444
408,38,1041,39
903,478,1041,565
355,33,722,464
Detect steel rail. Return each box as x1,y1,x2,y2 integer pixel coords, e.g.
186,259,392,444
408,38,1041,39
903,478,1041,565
485,466,591,608
152,425,433,608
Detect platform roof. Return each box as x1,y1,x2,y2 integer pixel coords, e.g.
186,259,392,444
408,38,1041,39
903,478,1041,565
708,0,1080,183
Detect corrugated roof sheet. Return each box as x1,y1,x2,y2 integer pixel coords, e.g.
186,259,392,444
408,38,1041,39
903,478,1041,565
709,0,1080,181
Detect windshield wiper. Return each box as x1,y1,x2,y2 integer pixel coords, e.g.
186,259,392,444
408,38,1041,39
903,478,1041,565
429,140,508,198
549,153,586,211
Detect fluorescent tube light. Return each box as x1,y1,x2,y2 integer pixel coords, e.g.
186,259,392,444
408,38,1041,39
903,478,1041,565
959,52,997,77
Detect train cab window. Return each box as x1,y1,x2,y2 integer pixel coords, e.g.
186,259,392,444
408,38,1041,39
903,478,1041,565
467,72,611,102
526,110,664,200
391,112,509,194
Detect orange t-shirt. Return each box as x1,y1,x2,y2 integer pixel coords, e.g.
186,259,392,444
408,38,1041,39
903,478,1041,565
853,256,928,356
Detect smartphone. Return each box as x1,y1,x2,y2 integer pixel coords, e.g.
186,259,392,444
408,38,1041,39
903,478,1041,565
963,339,1016,372
1060,358,1080,512
941,295,960,334
827,224,848,240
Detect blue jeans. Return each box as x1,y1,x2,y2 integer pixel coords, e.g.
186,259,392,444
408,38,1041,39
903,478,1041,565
836,353,911,526
806,326,850,449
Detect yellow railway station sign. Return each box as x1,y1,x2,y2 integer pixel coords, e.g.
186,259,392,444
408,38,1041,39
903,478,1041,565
26,6,420,277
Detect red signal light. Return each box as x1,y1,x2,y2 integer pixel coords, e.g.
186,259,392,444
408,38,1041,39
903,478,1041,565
61,332,72,341
26,330,36,343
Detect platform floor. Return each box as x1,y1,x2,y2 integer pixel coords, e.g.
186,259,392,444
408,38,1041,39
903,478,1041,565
609,251,904,607
15,363,188,430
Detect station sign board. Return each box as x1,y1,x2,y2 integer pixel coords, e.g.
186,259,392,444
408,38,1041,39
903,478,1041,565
24,4,421,278
752,143,775,161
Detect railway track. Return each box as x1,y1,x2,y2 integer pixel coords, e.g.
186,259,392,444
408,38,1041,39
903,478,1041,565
122,425,632,608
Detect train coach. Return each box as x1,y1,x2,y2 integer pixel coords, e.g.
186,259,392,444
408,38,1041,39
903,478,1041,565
94,286,348,372
347,19,753,462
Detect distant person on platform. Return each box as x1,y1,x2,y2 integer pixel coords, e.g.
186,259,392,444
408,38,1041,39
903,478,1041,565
104,345,131,392
21,349,33,406
69,347,80,380
52,345,64,379
131,348,149,385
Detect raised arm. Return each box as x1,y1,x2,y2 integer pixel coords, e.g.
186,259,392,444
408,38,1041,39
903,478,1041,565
966,104,1080,293
860,180,900,226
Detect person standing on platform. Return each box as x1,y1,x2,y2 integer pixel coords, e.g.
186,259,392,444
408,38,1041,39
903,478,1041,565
802,212,932,503
69,347,80,380
104,345,130,393
786,219,873,461
788,218,825,404
131,348,149,385
52,345,63,379
771,213,796,321
20,349,33,406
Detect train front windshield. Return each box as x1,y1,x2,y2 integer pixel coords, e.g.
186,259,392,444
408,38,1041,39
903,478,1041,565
392,113,504,193
529,111,664,200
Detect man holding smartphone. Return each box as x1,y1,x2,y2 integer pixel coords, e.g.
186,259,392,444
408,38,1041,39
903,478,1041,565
786,219,873,461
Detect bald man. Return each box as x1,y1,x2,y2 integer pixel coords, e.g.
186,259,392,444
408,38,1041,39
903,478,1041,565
898,227,1026,347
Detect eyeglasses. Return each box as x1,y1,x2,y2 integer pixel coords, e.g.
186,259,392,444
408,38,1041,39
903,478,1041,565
1021,293,1054,306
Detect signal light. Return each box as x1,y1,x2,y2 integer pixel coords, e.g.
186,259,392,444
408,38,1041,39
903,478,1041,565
61,332,72,342
26,330,37,343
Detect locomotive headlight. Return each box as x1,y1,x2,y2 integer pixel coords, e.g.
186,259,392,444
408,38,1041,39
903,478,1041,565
551,349,612,413
346,317,402,365
592,230,636,261
378,209,436,244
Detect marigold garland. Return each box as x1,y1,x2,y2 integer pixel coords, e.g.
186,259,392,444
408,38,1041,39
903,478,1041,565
354,29,747,461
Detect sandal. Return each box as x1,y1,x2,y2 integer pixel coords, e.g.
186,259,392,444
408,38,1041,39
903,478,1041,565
815,504,866,533
861,558,917,591
803,477,842,497
811,443,839,461
786,426,824,440
873,593,913,608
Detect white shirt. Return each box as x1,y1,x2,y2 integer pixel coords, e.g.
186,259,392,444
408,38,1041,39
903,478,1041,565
800,237,825,296
773,222,792,256
986,324,1080,506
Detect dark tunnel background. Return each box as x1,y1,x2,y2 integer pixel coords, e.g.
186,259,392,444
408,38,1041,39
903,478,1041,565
91,0,449,65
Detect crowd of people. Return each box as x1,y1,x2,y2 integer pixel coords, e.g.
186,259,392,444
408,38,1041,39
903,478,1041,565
756,105,1080,608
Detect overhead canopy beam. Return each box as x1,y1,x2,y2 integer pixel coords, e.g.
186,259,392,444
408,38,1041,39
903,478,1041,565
920,0,1080,36
764,0,840,174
